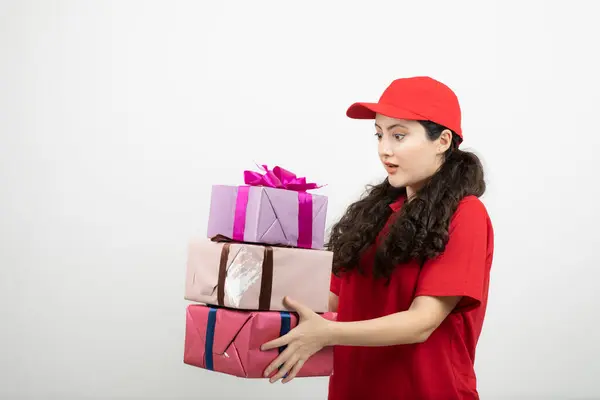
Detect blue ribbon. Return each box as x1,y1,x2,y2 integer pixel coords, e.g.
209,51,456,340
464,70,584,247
279,311,291,353
278,311,291,377
204,307,217,370
204,309,292,372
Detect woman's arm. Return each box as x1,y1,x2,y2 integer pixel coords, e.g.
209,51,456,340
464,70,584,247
329,295,460,346
328,292,339,312
262,295,461,383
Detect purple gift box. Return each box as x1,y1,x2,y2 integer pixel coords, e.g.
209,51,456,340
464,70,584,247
206,165,328,249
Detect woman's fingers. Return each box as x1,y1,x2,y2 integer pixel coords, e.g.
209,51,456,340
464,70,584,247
269,354,299,383
264,344,295,378
282,358,306,383
283,296,313,319
261,332,292,351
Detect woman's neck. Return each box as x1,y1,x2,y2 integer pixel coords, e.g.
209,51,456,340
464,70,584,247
405,186,419,202
406,178,429,201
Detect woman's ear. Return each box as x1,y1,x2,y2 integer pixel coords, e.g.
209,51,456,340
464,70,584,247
438,129,453,153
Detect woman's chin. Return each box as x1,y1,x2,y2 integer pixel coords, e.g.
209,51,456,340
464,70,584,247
387,175,406,188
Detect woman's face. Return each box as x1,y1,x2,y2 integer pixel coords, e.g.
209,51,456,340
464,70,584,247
374,113,451,191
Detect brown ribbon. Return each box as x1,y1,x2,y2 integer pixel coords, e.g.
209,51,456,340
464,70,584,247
257,247,273,310
217,243,230,307
213,235,274,310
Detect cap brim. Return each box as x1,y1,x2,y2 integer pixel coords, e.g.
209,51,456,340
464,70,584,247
346,102,425,121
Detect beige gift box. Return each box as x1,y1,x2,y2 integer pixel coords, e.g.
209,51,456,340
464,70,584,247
184,238,333,312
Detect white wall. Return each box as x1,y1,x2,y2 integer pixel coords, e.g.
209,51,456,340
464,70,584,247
1,1,599,399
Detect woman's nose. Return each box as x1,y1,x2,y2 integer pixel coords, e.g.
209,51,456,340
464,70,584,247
379,139,393,156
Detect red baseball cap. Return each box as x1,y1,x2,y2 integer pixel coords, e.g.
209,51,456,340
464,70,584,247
346,76,463,139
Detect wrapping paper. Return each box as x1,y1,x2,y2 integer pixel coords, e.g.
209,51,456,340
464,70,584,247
183,304,336,378
184,238,332,312
206,184,328,249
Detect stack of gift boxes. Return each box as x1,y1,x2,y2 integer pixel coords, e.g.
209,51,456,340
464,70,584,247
182,165,336,379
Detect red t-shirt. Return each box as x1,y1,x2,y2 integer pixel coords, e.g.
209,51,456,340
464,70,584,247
328,195,494,400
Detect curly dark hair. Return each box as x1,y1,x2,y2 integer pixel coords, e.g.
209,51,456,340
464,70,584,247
326,120,486,280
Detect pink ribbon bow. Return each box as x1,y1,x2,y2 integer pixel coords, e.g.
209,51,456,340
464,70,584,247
243,164,322,192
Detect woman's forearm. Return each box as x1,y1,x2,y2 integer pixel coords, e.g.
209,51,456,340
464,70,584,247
328,292,339,312
327,310,433,347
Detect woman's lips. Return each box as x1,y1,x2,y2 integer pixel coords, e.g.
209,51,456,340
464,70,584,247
384,162,398,173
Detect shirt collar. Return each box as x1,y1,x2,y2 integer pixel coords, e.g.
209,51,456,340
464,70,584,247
389,195,406,212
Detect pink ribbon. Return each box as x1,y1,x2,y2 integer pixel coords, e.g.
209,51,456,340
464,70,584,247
232,186,250,242
296,192,313,248
233,165,322,248
243,164,322,192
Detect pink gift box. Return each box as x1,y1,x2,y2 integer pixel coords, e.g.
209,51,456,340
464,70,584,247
207,184,328,250
183,304,336,378
184,238,332,313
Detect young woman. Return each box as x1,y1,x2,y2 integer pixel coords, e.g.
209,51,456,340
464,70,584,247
261,76,494,400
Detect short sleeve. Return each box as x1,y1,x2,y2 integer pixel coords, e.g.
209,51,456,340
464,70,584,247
415,197,491,313
330,272,341,296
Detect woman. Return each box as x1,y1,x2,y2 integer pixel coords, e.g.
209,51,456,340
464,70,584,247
261,76,494,400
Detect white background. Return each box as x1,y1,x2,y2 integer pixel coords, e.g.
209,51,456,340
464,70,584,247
1,1,599,399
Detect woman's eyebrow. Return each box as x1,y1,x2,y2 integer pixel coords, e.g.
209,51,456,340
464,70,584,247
375,123,409,130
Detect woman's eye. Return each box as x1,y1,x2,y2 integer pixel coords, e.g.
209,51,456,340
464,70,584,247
394,134,406,140
374,132,383,139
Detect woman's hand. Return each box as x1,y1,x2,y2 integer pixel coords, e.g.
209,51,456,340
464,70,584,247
261,296,335,383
